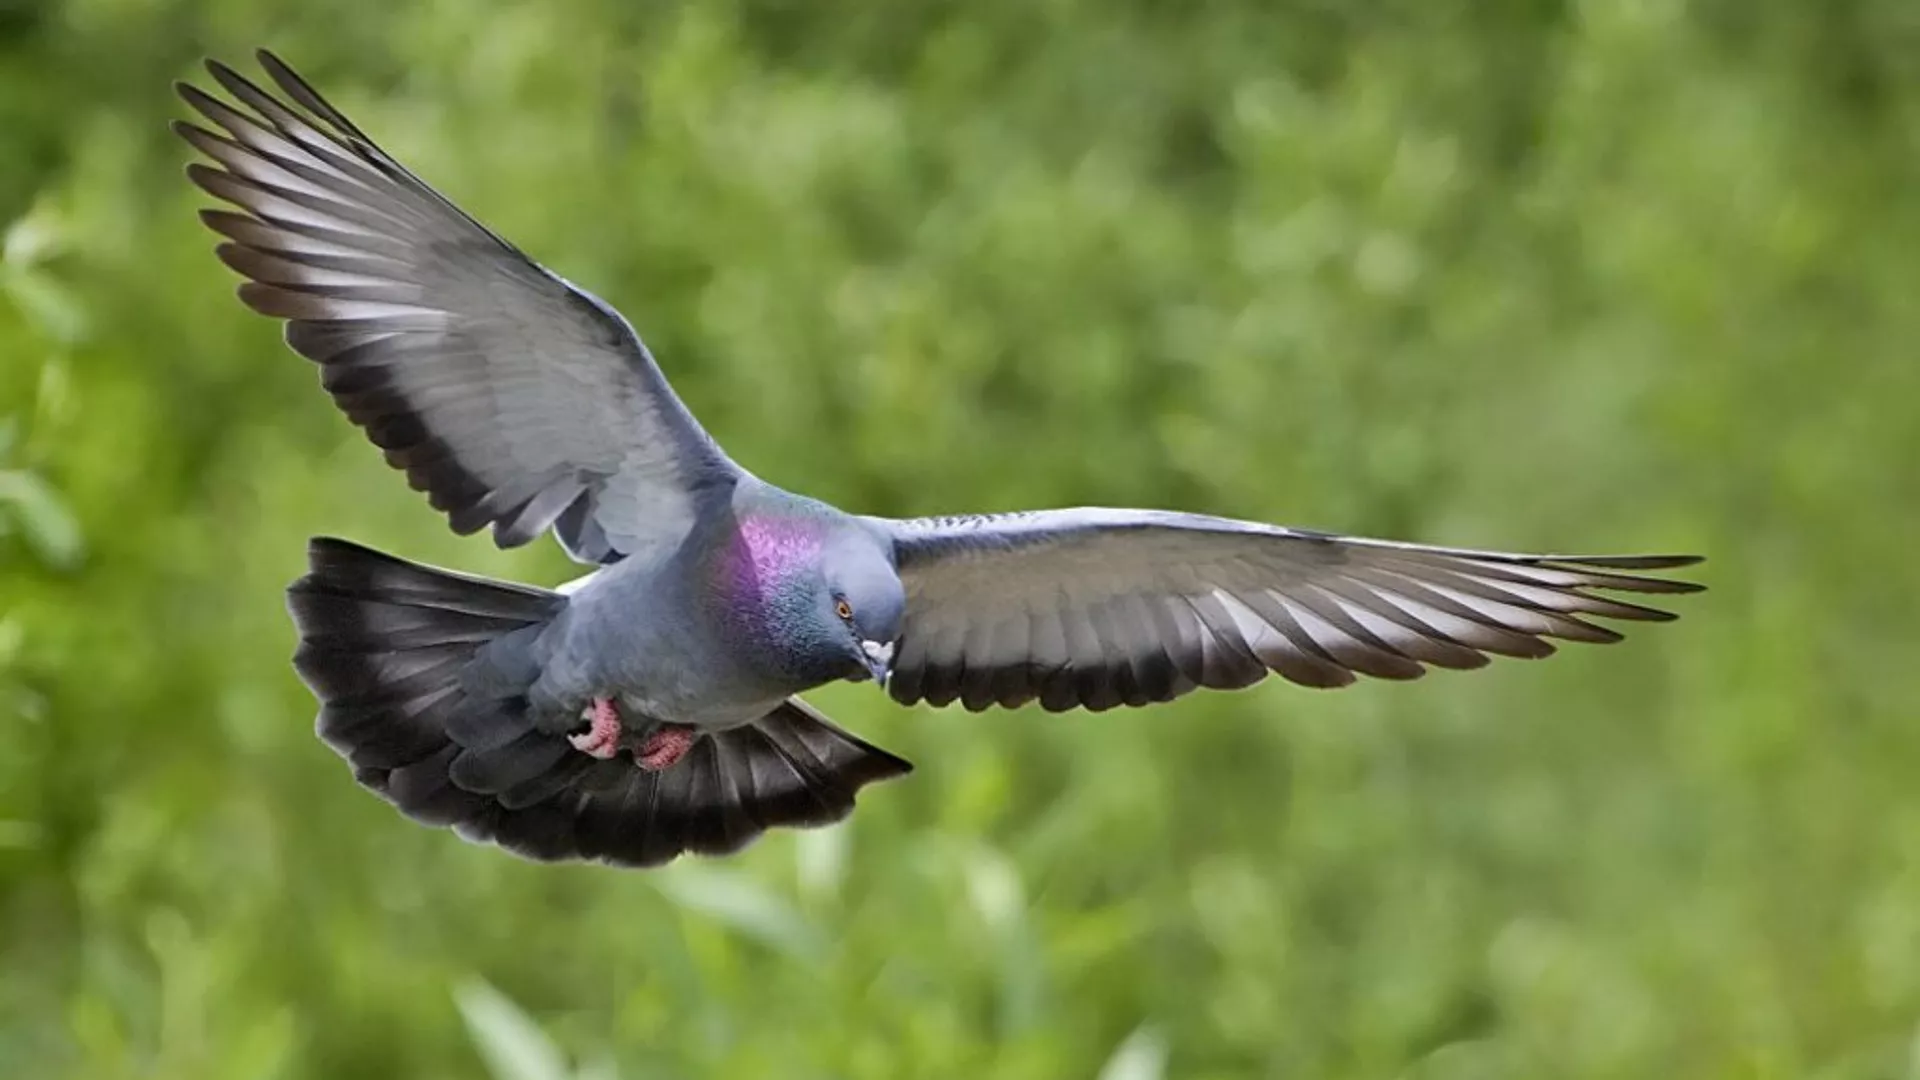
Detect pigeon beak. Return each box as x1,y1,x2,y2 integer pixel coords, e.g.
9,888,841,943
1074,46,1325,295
860,640,894,687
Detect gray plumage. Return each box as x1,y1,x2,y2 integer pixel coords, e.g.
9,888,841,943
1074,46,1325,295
178,52,1704,869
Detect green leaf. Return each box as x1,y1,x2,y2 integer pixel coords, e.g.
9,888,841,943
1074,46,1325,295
2,268,87,344
2,202,65,268
453,979,569,1080
0,468,83,569
793,820,848,902
1096,1026,1167,1080
653,864,824,962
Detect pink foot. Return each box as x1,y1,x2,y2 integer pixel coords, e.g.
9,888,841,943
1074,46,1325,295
568,697,622,760
635,724,697,772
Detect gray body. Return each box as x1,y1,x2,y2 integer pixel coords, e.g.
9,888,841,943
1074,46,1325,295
524,482,877,735
529,520,760,733
536,565,774,734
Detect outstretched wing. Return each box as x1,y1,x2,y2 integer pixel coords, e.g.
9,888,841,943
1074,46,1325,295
871,508,1703,712
175,51,738,564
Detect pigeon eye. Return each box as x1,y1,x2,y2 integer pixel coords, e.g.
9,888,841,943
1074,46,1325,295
835,599,854,621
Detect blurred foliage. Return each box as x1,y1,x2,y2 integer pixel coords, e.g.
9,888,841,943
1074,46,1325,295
3,0,1919,1077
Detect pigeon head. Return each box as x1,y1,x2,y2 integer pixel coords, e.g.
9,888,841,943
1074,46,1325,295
820,534,906,682
714,509,904,689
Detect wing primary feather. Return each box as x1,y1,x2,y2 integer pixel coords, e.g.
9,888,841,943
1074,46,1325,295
1306,580,1491,671
1350,569,1558,658
1180,591,1269,690
1221,589,1359,688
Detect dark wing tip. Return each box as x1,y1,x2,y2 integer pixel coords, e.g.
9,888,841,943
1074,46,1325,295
168,119,220,165
1571,621,1629,642
305,534,364,563
197,208,245,234
1559,553,1706,571
174,80,226,119
256,49,311,99
1590,577,1706,597
1539,553,1708,596
254,49,370,143
202,56,244,86
854,742,915,781
181,161,227,197
212,241,250,276
204,55,248,86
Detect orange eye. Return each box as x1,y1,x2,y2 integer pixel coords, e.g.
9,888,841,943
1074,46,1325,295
835,599,854,621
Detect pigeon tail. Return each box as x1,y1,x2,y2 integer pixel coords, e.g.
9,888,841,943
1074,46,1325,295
286,537,913,868
287,536,567,828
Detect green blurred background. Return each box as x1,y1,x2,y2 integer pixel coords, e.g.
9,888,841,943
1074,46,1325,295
3,1,1919,1077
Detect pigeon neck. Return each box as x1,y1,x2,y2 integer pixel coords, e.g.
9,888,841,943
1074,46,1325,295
721,513,825,597
709,511,844,686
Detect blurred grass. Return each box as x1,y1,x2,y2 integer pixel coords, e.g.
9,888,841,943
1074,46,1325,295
3,1,1919,1077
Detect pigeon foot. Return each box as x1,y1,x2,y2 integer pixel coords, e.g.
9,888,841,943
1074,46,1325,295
568,697,622,759
636,723,697,772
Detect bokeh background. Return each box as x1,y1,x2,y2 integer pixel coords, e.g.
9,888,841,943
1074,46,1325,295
4,1,1919,1077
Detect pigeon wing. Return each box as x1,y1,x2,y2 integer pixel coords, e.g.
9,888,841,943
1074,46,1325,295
175,51,738,564
870,508,1703,712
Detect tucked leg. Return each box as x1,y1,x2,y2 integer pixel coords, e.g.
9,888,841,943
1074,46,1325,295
636,723,698,772
568,697,622,759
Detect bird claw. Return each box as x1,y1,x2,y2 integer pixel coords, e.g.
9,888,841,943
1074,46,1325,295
568,697,622,759
567,699,694,770
635,723,697,772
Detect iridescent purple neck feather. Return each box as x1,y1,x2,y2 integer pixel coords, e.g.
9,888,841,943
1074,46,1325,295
707,510,847,685
714,512,829,611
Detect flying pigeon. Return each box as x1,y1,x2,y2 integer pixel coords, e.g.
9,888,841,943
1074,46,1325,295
174,52,1704,869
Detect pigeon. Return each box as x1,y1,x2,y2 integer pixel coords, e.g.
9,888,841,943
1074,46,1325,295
174,52,1704,869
